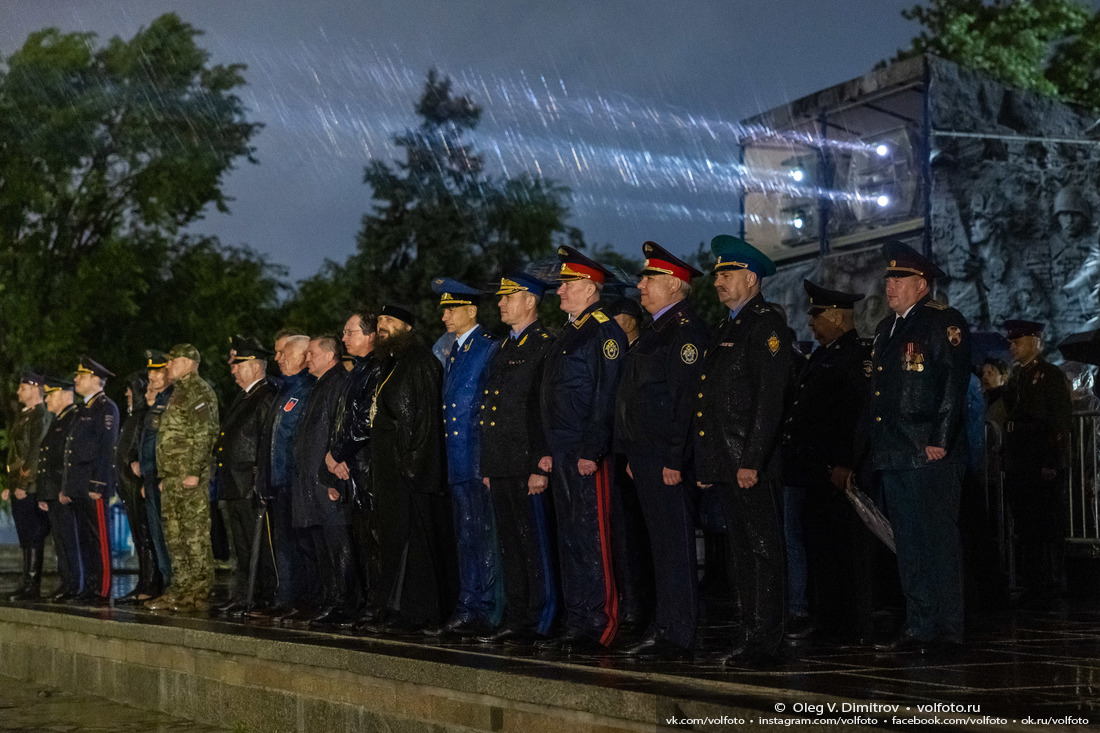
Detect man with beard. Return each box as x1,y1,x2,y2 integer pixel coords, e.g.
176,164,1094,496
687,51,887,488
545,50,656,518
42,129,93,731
66,356,120,605
36,378,82,601
538,245,627,654
214,337,277,616
695,235,792,667
365,305,457,634
478,272,559,646
5,372,52,601
115,369,157,605
617,242,707,661
326,312,383,628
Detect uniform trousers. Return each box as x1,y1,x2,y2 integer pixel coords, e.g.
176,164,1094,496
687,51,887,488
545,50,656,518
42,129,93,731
628,453,698,650
611,455,654,631
161,474,214,603
71,495,112,598
450,478,504,626
221,497,259,602
880,461,964,643
143,474,172,588
11,494,50,548
46,500,82,595
488,475,558,636
714,468,785,655
549,448,618,646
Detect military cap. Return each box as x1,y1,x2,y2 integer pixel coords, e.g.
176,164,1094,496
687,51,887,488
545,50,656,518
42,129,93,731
168,343,201,363
882,240,946,280
228,335,271,364
43,376,75,393
19,370,44,386
804,279,865,315
710,235,776,277
604,296,645,324
638,241,702,282
495,270,554,298
556,245,614,284
431,277,485,308
1003,319,1045,340
380,304,416,327
144,349,170,369
75,355,115,379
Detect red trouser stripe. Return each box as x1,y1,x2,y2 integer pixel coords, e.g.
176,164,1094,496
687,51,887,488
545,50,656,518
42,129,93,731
95,499,111,597
595,458,619,646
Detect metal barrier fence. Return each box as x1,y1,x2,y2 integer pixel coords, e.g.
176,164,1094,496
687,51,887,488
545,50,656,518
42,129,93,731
1068,413,1100,553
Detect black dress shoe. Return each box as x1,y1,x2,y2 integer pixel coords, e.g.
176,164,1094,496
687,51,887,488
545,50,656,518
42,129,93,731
423,618,488,639
310,607,354,627
535,629,584,652
622,629,661,654
214,599,246,617
785,615,817,640
48,589,78,603
873,632,922,653
627,636,693,662
476,626,524,644
920,638,964,659
563,635,608,656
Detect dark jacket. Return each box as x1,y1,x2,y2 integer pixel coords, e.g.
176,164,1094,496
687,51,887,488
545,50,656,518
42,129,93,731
443,325,500,484
327,352,383,505
1002,357,1072,470
36,405,79,502
258,370,315,498
540,302,626,461
292,365,348,527
480,320,554,478
216,378,277,501
7,403,52,495
868,295,971,470
615,298,708,470
694,293,793,483
138,386,173,479
116,405,147,505
781,328,872,489
64,392,119,499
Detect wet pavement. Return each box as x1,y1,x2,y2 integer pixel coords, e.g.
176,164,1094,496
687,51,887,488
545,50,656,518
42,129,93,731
3,546,1100,728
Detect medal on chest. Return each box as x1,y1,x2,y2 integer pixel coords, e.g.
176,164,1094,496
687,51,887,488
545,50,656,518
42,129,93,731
903,342,924,372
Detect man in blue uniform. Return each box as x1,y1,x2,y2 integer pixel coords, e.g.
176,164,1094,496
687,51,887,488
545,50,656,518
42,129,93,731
538,245,626,654
426,276,502,637
695,235,792,667
66,356,120,605
869,241,971,655
478,271,559,645
617,242,708,661
37,378,83,601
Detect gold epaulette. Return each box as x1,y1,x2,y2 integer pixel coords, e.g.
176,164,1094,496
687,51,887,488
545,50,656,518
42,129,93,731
925,300,949,311
592,310,609,323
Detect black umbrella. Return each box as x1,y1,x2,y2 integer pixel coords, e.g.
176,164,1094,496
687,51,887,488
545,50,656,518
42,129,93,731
1059,330,1100,366
846,480,896,554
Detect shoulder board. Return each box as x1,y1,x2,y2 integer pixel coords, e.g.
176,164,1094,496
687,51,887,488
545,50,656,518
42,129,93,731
540,331,549,339
924,300,949,311
751,303,771,315
592,310,609,323
481,331,496,341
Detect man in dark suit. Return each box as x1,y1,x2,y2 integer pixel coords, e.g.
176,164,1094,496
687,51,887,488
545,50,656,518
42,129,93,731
869,241,971,655
695,235,792,667
36,378,82,602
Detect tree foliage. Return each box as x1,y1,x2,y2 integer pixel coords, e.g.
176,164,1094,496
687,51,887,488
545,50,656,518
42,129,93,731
895,0,1100,110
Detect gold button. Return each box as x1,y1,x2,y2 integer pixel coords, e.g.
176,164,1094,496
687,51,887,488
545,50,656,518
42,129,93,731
563,350,567,354
875,417,882,422
452,403,456,408
700,374,706,380
451,417,456,422
697,411,702,417
494,390,499,395
697,392,703,398
453,431,458,436
877,366,882,372
481,405,485,410
874,391,880,396
492,406,497,411
480,421,484,426
698,430,705,437
490,422,496,427
484,390,489,395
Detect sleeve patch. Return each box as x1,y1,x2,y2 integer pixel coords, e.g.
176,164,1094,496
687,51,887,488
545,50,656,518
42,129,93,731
947,326,962,346
602,339,620,360
681,343,699,364
767,332,781,356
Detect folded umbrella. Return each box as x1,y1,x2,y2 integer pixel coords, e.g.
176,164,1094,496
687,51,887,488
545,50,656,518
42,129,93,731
846,481,896,554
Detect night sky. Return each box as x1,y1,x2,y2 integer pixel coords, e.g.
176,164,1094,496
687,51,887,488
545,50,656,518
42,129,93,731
3,1,940,281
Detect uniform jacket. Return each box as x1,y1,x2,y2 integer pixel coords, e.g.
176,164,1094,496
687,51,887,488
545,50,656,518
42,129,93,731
138,386,172,478
540,302,626,461
35,405,78,502
781,328,872,490
442,325,500,484
694,293,793,483
615,298,708,470
480,320,554,478
7,403,52,495
257,369,314,498
327,352,383,503
157,372,220,480
292,365,348,527
64,392,119,499
216,378,277,501
1002,357,1072,470
868,295,971,471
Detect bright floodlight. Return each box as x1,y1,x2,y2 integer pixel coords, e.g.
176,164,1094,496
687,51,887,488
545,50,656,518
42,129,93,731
875,144,889,157
790,168,804,182
792,217,804,230
876,194,890,207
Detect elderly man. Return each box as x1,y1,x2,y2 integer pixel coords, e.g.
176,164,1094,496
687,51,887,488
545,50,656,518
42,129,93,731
148,344,220,613
538,245,627,654
869,241,971,655
66,356,120,605
5,372,52,601
213,337,277,616
36,378,82,602
695,235,792,667
616,241,707,661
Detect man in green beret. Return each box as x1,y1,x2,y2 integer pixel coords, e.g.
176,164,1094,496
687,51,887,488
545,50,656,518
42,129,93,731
147,344,220,613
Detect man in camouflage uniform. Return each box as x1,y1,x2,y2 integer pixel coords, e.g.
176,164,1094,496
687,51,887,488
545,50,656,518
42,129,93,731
147,344,220,612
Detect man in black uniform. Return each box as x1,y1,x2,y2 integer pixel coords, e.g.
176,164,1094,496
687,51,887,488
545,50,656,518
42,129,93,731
869,241,971,655
781,280,875,643
617,242,707,661
66,356,120,605
695,235,792,666
1001,319,1072,605
5,372,52,601
478,271,559,645
214,337,278,616
538,246,626,654
37,378,82,601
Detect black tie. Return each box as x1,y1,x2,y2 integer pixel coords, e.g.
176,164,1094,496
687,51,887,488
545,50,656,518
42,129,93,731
890,315,904,339
447,339,460,373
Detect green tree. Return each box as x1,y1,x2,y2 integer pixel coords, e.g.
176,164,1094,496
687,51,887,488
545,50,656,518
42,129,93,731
895,0,1100,110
